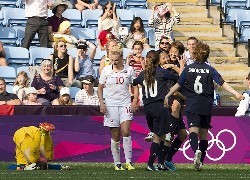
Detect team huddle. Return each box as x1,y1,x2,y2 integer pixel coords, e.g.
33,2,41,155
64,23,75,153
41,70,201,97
10,42,243,171
97,42,243,171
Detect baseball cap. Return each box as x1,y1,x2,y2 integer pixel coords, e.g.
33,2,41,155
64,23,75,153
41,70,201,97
82,75,95,84
60,87,70,96
25,87,37,96
77,41,88,50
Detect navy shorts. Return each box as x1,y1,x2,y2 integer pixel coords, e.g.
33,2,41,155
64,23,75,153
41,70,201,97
186,111,212,129
144,101,170,136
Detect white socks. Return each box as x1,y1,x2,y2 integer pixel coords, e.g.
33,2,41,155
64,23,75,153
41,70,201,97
111,138,121,165
123,136,132,163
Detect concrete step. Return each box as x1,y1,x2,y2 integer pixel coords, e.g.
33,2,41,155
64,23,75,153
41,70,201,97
179,17,214,25
209,57,248,64
210,46,236,57
173,26,222,36
212,64,250,82
148,0,206,6
175,7,208,17
175,36,233,43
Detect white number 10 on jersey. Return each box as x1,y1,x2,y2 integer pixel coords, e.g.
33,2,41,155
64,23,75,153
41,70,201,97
194,75,203,94
143,80,158,98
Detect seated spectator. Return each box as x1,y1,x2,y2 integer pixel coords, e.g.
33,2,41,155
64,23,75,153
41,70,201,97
98,18,116,50
98,1,120,38
75,75,99,105
75,0,102,12
22,87,42,105
12,71,30,102
235,72,250,117
124,17,150,49
159,36,172,52
48,1,77,48
0,77,21,105
49,40,74,86
99,39,118,75
52,87,74,105
72,40,96,88
0,41,7,66
31,59,64,105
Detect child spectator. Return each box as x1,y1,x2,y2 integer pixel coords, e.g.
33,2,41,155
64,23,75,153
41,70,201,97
22,87,42,105
126,41,145,77
75,0,102,12
52,87,74,105
0,41,7,66
124,17,149,49
12,71,30,102
148,3,180,49
235,72,250,117
98,19,116,50
98,1,120,37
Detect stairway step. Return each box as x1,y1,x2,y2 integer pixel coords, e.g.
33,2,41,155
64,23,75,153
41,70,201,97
176,7,208,17
173,27,222,37
175,36,233,42
180,17,213,24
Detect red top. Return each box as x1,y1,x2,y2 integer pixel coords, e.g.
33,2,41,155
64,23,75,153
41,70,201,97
98,30,115,47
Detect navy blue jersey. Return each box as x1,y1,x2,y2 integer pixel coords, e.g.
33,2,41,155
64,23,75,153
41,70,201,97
133,67,179,106
178,62,225,115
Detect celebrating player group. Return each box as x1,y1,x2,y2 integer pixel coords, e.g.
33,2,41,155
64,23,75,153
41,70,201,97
98,41,243,171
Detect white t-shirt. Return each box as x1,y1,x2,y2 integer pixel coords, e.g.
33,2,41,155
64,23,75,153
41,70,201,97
99,64,135,106
23,0,51,18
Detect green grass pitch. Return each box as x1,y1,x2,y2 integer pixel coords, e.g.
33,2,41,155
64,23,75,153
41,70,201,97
0,162,250,179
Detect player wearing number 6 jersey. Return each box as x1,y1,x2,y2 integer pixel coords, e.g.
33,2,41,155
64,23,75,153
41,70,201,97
164,43,244,171
132,50,180,171
98,45,136,171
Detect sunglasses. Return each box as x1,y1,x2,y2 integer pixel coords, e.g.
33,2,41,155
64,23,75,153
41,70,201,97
160,42,170,45
59,44,67,48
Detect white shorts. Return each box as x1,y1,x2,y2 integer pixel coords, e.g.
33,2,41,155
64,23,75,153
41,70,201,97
104,105,133,127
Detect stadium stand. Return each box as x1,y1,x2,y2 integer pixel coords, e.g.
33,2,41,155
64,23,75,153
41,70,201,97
0,66,16,84
29,47,53,65
67,48,77,58
2,7,27,27
124,0,147,9
81,9,102,28
0,27,17,46
129,8,152,27
13,26,40,47
93,48,106,65
0,0,20,8
16,66,31,78
71,28,96,43
116,9,134,27
62,8,82,27
69,86,81,99
4,46,29,67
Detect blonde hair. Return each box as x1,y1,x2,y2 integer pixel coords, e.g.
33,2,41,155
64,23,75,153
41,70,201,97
110,44,123,57
13,71,29,87
58,95,74,105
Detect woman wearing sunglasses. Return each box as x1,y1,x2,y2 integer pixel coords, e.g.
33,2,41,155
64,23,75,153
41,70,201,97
49,40,74,86
159,36,172,52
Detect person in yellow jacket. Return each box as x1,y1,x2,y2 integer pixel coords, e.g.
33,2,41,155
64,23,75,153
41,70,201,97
13,122,55,168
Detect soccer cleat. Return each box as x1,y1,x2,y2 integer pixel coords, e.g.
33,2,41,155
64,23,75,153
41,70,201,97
147,165,158,171
115,164,125,171
164,161,177,171
126,162,135,170
144,132,154,142
164,133,172,142
157,164,168,171
61,165,71,170
194,150,202,171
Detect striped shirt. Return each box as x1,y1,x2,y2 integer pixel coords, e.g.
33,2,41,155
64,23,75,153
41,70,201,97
148,13,180,41
75,89,100,106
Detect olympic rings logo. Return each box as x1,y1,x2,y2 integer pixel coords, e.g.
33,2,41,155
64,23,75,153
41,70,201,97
179,129,237,161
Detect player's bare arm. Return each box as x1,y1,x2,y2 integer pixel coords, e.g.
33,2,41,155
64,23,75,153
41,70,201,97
164,83,181,108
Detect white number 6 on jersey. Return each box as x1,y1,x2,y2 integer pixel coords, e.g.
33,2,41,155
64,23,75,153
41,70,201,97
194,76,203,94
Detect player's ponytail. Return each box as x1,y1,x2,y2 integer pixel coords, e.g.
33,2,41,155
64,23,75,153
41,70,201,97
144,50,159,88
